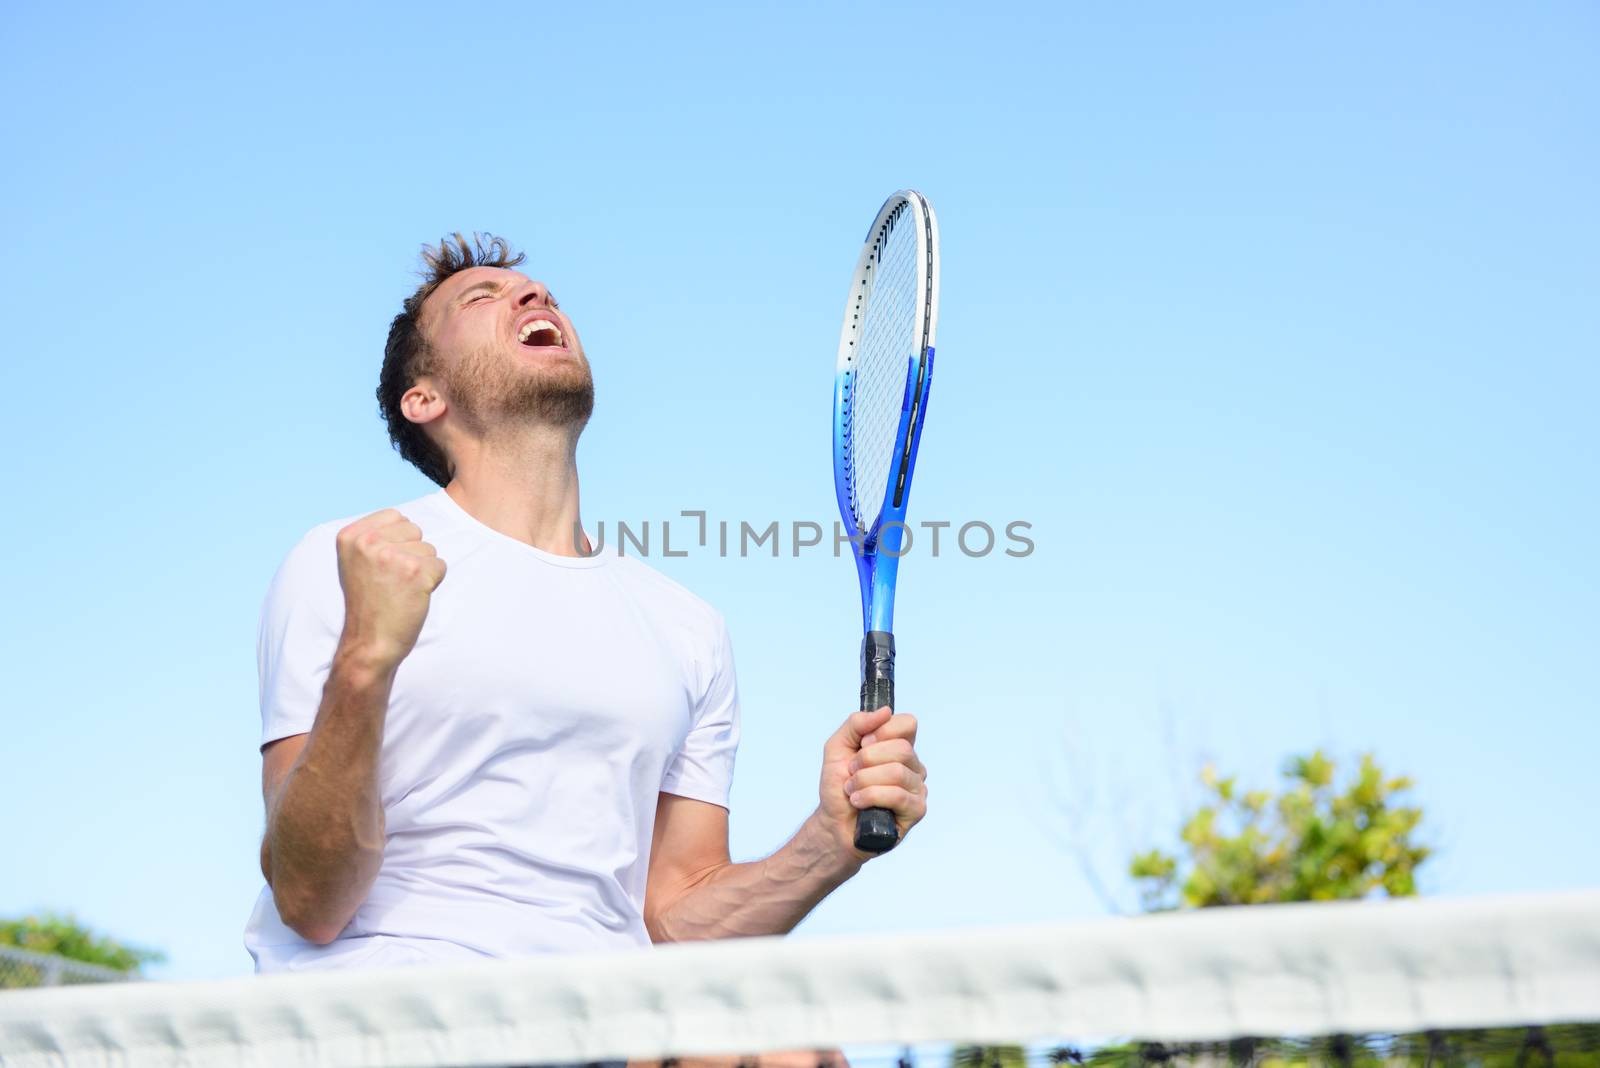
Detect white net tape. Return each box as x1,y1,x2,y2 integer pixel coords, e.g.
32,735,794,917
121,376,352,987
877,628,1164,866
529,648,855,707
3,891,1597,1067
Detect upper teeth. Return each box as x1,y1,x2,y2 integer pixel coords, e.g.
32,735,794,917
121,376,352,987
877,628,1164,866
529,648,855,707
519,319,562,345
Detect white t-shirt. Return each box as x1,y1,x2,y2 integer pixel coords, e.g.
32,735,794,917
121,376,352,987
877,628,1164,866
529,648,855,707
244,489,740,972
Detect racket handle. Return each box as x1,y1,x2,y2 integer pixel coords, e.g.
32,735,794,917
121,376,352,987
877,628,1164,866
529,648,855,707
855,630,899,854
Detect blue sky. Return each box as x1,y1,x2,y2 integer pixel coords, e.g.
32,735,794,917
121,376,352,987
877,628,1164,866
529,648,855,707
1,2,1594,980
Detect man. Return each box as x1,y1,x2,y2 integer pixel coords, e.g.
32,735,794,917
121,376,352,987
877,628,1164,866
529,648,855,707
244,234,929,971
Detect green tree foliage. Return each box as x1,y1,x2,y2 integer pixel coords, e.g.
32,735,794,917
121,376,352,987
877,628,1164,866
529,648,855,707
1028,754,1600,1065
950,1045,1028,1068
1061,752,1600,1067
1128,750,1429,912
0,911,164,975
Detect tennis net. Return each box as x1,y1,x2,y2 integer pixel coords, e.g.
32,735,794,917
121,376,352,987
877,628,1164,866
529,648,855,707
2,890,1596,1067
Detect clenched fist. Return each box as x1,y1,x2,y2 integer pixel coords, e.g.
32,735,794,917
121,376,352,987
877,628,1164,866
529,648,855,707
815,707,927,859
335,509,447,669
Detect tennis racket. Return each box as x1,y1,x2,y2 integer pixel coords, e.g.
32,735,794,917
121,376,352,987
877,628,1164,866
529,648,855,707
831,190,941,854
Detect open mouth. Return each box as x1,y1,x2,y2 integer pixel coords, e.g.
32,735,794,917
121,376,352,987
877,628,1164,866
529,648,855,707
518,317,566,348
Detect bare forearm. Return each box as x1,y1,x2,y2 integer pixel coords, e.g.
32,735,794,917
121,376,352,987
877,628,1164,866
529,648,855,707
264,643,395,943
648,811,862,943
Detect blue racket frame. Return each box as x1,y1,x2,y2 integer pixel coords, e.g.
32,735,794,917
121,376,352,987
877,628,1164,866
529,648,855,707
833,345,936,634
829,190,939,854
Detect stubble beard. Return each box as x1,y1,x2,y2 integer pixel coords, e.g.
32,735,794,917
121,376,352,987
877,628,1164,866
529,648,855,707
447,342,595,435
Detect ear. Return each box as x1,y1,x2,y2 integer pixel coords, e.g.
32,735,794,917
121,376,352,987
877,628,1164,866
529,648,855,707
400,377,447,427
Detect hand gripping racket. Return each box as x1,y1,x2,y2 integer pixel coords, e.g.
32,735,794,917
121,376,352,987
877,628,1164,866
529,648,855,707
831,190,940,854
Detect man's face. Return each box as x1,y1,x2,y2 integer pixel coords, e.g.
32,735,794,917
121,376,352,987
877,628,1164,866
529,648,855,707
419,266,594,433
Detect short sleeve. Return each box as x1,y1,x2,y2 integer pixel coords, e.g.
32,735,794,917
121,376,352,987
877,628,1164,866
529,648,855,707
257,524,346,748
660,615,741,808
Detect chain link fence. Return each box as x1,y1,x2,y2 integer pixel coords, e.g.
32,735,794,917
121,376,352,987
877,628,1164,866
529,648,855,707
0,944,133,989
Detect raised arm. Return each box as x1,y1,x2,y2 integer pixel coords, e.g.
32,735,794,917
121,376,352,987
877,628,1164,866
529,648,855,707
258,509,445,945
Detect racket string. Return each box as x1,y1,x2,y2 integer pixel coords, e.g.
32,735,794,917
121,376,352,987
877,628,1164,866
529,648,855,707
848,207,922,532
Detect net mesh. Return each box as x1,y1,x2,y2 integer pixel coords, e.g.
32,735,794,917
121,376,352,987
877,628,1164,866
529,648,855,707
3,891,1596,1068
846,199,925,534
0,944,131,989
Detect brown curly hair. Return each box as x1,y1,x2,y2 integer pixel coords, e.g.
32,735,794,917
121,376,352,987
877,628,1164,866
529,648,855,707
377,233,527,487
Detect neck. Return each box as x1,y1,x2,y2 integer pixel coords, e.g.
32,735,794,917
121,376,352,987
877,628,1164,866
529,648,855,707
443,422,588,556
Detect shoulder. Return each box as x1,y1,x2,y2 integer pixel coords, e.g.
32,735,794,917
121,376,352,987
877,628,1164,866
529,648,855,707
266,492,447,602
386,489,473,540
607,558,736,700
607,556,729,642
266,518,341,598
281,492,449,558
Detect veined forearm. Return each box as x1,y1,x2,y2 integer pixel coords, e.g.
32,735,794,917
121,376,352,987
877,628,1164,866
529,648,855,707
264,644,395,943
648,812,862,943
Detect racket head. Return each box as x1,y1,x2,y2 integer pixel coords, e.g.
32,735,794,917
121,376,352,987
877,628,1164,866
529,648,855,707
832,190,941,632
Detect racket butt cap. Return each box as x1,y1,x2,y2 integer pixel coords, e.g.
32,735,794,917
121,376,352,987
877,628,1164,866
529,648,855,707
854,807,899,854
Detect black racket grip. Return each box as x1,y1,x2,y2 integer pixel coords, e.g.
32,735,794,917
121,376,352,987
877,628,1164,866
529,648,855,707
855,630,899,854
